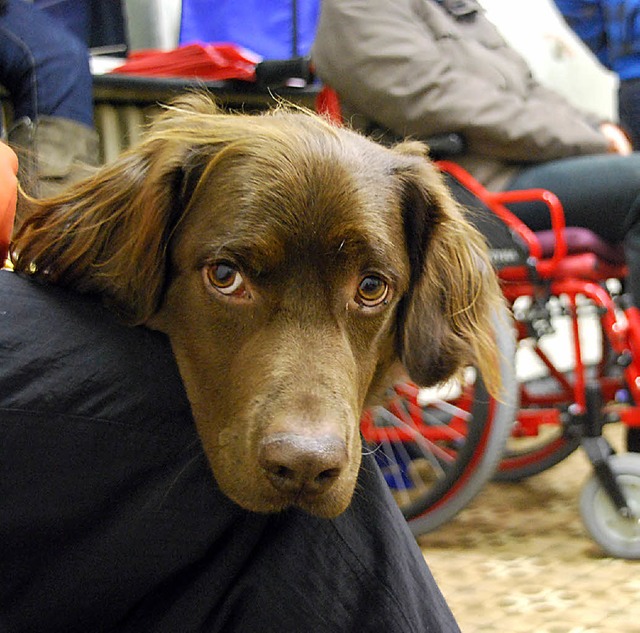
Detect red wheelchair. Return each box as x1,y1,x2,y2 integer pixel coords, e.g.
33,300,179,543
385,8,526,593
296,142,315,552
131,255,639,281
358,143,640,558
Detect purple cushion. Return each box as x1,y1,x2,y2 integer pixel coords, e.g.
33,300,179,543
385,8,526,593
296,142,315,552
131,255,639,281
536,227,626,265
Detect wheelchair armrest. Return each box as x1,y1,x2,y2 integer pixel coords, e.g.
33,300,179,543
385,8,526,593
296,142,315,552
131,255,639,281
254,56,315,87
362,126,466,157
424,134,465,160
436,160,567,277
487,189,566,277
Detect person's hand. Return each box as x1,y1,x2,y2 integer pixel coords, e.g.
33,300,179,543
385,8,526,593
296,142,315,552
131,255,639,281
0,141,19,263
599,122,633,155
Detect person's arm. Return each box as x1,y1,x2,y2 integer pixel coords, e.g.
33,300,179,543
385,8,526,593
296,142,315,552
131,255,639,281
554,0,610,66
312,0,609,161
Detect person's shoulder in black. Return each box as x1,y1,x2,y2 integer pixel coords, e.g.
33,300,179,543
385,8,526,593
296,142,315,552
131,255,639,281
0,269,460,633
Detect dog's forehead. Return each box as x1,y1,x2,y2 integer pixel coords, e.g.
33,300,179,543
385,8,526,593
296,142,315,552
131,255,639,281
176,123,410,271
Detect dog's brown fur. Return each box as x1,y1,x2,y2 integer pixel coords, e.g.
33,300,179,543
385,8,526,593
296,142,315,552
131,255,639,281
11,94,504,518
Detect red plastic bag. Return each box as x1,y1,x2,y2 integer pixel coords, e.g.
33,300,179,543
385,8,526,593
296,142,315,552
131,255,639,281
110,42,262,81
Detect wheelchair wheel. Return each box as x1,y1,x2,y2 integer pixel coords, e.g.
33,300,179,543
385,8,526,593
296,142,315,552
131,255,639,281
361,305,516,535
495,425,580,482
580,453,640,559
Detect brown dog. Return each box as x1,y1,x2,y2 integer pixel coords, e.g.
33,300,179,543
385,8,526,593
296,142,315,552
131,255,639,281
11,94,503,519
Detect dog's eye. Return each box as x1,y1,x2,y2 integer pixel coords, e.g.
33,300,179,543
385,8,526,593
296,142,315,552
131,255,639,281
205,263,246,297
356,275,389,307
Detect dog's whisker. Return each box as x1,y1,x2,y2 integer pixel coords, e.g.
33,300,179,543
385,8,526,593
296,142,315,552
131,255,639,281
361,443,381,457
141,442,205,511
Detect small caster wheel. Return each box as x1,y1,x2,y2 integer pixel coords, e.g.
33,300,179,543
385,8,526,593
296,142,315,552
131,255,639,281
580,453,640,559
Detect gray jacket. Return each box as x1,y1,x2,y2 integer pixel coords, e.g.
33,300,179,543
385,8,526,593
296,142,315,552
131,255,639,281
312,0,610,189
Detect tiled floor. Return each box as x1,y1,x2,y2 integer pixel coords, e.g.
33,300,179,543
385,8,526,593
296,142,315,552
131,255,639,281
419,425,640,633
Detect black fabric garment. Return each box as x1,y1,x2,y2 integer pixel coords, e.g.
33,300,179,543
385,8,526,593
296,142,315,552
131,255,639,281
0,270,460,633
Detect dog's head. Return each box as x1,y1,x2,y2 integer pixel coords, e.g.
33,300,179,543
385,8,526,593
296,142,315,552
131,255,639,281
11,94,503,518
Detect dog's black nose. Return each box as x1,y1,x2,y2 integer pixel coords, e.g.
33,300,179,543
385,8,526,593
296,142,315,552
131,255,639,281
259,432,348,495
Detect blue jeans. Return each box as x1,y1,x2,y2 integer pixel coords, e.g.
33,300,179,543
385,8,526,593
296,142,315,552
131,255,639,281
507,152,640,305
0,0,93,128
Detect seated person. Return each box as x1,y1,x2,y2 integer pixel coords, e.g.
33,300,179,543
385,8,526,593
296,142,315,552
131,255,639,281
0,0,99,198
312,0,640,306
0,142,460,632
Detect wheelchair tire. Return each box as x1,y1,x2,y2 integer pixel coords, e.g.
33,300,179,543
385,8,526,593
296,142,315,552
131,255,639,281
580,453,640,559
362,305,517,535
494,423,581,482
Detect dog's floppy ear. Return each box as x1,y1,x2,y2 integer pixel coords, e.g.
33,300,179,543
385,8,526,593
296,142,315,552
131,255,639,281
10,95,219,324
392,141,504,396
